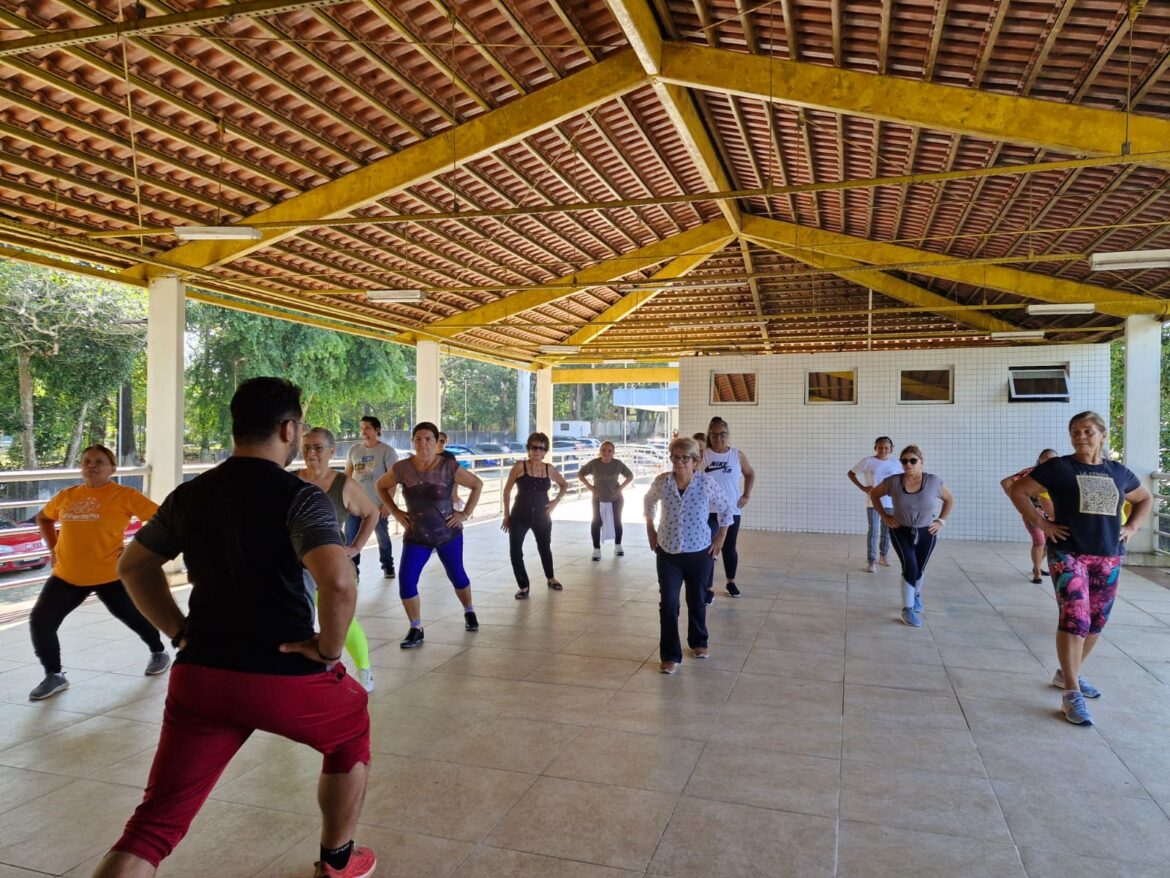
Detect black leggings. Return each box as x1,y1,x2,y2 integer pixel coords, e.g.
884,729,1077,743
30,575,164,674
706,513,742,588
509,512,555,589
888,526,937,584
590,495,624,548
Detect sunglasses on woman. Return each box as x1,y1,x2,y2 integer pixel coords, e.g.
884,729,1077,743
900,457,919,465
528,445,547,451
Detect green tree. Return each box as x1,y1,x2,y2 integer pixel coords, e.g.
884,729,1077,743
1110,329,1170,470
185,303,414,453
0,261,145,469
439,355,517,441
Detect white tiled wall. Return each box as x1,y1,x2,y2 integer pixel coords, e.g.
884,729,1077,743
680,345,1111,542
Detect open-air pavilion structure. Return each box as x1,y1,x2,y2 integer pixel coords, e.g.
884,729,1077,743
1,3,1170,875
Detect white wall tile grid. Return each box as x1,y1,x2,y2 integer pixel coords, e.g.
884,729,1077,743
680,345,1110,542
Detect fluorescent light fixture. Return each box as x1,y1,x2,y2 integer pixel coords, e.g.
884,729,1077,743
172,225,262,241
602,359,635,365
1089,248,1170,271
991,330,1045,341
365,289,426,302
539,344,580,354
1026,303,1095,316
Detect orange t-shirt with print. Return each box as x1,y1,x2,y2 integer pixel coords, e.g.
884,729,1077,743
41,482,159,586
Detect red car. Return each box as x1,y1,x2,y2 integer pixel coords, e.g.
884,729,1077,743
0,520,48,573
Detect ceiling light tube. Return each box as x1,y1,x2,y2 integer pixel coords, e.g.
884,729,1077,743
539,344,580,354
1089,248,1170,271
172,225,262,241
1025,303,1095,316
365,289,426,302
990,330,1045,341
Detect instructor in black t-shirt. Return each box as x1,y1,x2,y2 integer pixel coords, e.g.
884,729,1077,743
93,378,376,878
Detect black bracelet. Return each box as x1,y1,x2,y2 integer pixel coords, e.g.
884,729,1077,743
316,644,342,662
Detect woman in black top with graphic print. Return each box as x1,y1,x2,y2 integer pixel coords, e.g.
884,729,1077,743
502,432,568,599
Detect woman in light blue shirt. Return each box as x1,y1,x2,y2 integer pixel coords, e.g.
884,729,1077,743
644,437,737,674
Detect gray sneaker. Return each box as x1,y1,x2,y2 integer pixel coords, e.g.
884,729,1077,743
144,651,171,676
29,673,69,701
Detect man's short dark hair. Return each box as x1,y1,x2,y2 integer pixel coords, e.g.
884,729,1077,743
361,415,382,432
231,377,302,444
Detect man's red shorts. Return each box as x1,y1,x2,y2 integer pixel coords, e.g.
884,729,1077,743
113,661,370,867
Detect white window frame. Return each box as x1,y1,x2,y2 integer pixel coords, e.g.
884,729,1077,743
1008,365,1070,403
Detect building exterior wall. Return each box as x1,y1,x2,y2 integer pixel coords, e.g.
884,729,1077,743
679,345,1111,542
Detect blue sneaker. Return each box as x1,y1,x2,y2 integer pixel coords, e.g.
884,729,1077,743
900,607,922,628
1052,669,1101,698
1061,690,1093,725
913,593,923,614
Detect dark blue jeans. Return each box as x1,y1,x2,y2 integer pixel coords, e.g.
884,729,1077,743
345,512,395,574
657,548,710,663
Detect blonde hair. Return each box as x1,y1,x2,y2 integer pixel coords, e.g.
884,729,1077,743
669,437,701,461
1068,411,1106,433
900,444,924,462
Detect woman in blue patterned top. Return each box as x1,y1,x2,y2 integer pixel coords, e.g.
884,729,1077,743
644,437,737,674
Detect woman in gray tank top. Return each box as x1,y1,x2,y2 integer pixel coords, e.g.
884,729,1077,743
870,445,955,629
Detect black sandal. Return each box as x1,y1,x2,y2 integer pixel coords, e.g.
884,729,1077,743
515,588,530,600
547,579,563,590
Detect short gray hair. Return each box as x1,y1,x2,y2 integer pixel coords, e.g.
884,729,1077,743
305,427,336,447
669,436,701,461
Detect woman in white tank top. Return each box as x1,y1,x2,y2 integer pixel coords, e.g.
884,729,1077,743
700,417,756,599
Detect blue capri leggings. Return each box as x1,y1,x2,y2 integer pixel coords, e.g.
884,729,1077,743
398,531,471,600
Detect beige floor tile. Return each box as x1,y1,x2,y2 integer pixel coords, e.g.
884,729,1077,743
0,765,76,817
0,701,90,749
684,742,839,817
0,715,159,778
726,672,844,718
741,647,845,682
431,646,556,680
842,717,985,778
422,715,585,774
647,796,837,877
844,633,945,665
365,703,463,757
841,762,1012,842
712,702,842,759
619,663,738,708
366,640,469,672
497,681,617,725
0,779,144,874
455,845,640,877
545,726,703,793
524,654,643,690
1114,745,1170,802
250,823,473,878
209,743,333,814
1017,847,1170,878
978,736,1147,799
837,821,1025,878
843,657,955,693
843,683,967,730
361,755,536,843
486,776,675,872
560,631,659,663
388,673,517,717
938,644,1046,674
995,778,1170,866
589,690,720,742
0,864,50,877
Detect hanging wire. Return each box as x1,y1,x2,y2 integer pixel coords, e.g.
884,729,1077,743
117,7,147,253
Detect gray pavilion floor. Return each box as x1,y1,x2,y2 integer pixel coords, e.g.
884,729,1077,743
1,488,1169,877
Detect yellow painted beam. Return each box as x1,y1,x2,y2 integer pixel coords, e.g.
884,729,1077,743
413,219,733,338
553,367,679,383
606,0,740,232
660,42,1170,159
566,231,734,346
741,215,1166,319
752,240,1020,334
125,50,647,278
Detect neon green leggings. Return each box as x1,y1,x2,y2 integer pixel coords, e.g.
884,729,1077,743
313,593,370,671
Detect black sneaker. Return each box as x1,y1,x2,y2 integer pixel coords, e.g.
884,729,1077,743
29,673,69,701
725,582,741,598
400,627,425,649
704,588,715,606
464,611,479,631
383,569,396,579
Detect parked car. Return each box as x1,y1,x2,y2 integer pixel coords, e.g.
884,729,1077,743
550,438,581,475
0,519,48,573
553,435,589,451
470,442,508,467
502,441,527,454
441,443,475,468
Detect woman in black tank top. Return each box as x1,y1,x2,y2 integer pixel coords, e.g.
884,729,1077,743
502,432,568,598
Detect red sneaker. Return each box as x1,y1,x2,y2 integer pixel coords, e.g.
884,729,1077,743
314,846,376,878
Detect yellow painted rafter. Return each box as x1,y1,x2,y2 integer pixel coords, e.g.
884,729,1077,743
566,231,735,347
552,367,679,383
126,49,648,277
741,215,1166,319
408,219,733,340
659,42,1170,159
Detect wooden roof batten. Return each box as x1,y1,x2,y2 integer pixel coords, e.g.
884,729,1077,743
0,1,1167,365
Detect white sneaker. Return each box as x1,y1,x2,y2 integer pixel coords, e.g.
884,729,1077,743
356,667,375,693
614,545,624,556
591,548,601,561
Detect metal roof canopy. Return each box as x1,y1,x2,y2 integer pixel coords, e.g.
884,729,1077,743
1,0,1168,369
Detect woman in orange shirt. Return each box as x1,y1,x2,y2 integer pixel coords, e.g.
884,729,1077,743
28,444,170,701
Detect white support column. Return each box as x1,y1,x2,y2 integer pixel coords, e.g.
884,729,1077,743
515,369,532,442
145,275,185,503
415,340,441,427
536,367,553,439
1123,315,1161,556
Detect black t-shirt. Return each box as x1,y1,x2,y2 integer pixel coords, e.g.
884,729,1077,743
135,456,342,675
1029,455,1140,557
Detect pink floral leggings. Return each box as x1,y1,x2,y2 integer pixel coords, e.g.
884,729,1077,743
1047,549,1122,638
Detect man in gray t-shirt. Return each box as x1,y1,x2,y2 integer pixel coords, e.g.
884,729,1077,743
344,416,398,577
